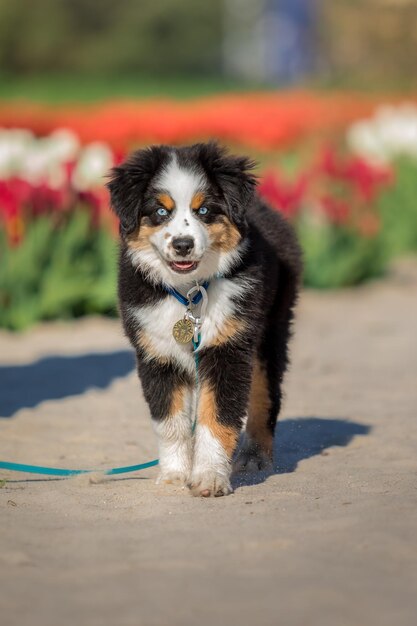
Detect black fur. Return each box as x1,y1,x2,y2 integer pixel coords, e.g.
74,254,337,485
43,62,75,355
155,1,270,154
108,145,171,236
108,142,302,494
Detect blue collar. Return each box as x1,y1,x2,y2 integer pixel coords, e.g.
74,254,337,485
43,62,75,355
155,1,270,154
163,281,209,306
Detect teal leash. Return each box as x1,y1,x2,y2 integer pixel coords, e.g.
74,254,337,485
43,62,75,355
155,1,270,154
0,303,203,478
191,338,199,434
0,459,159,477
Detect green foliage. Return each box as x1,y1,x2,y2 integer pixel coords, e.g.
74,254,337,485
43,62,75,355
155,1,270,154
299,217,386,289
0,74,255,104
377,159,417,257
298,158,417,288
1,159,416,329
0,0,223,76
0,210,117,331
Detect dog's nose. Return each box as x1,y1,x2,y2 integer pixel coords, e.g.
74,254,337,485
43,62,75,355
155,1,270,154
172,236,194,257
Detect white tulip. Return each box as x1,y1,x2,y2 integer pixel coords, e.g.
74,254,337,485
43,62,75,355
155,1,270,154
71,142,114,191
347,122,387,165
347,103,417,163
45,128,80,162
0,128,35,177
0,128,115,192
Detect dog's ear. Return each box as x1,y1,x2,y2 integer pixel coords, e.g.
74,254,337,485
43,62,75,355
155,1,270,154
107,146,167,237
196,142,257,230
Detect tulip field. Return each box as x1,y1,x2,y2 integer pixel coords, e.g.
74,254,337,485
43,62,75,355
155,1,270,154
1,92,417,329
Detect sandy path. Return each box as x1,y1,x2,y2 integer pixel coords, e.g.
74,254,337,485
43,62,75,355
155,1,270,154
1,262,416,626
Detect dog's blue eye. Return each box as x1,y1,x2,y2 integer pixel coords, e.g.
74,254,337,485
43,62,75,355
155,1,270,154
157,207,169,217
198,206,209,216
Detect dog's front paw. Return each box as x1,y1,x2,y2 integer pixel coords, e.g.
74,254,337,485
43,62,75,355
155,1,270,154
156,470,189,486
188,471,233,497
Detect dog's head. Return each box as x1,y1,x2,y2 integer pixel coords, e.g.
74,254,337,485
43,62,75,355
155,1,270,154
107,142,257,286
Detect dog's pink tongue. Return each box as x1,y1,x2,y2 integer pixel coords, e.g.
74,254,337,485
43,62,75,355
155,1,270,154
174,261,194,269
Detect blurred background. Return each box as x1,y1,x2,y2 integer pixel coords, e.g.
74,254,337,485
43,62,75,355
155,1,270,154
0,0,416,329
2,7,416,625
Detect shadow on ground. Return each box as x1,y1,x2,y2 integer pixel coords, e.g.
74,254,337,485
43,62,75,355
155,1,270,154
0,352,371,492
232,417,371,488
0,351,135,418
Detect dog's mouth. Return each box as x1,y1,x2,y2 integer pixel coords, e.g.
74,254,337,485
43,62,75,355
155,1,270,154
169,260,199,273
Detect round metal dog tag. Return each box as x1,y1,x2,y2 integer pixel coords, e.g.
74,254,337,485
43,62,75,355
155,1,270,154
172,318,194,344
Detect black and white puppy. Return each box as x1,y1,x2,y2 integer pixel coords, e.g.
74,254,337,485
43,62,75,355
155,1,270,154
108,142,302,497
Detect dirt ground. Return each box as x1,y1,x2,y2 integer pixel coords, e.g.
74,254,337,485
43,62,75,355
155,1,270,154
1,261,416,626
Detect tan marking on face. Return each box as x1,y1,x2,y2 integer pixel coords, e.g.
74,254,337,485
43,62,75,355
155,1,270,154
157,193,175,211
198,383,238,456
136,329,170,365
206,317,247,348
191,191,205,210
164,232,171,240
247,357,273,457
126,217,161,252
208,217,241,253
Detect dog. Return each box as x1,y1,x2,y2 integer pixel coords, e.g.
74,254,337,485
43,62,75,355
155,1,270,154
107,142,302,497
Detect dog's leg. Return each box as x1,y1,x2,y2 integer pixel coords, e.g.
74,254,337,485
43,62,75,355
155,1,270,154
233,356,274,473
234,265,297,473
138,358,194,486
154,385,194,486
189,344,253,497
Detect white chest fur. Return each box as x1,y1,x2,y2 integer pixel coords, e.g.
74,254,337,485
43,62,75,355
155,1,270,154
128,277,248,373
